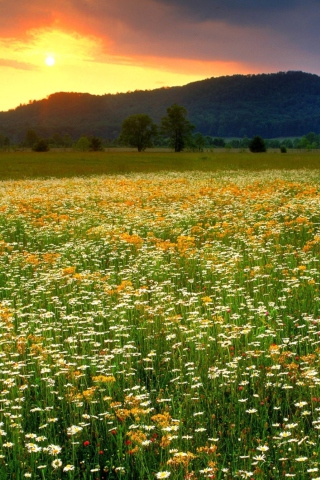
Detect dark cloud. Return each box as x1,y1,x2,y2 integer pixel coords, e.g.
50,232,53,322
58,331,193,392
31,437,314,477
1,0,320,75
154,0,311,24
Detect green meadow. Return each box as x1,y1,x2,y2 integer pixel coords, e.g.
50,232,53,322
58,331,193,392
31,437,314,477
0,149,320,180
0,151,319,479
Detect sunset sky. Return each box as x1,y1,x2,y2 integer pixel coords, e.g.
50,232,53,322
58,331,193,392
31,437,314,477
1,0,320,112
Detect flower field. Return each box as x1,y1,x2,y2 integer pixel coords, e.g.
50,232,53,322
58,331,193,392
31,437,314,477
0,169,319,479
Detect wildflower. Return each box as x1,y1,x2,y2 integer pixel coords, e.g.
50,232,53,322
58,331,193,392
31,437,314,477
155,472,171,479
26,443,42,453
285,423,298,429
52,459,63,469
256,445,269,452
253,454,265,461
63,464,75,472
47,444,62,455
67,425,83,436
279,431,291,438
240,471,254,478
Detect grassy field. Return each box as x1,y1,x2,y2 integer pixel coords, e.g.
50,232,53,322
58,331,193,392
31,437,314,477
0,158,319,479
0,149,320,180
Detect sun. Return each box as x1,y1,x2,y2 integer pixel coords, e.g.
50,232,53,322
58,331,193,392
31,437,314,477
45,55,55,67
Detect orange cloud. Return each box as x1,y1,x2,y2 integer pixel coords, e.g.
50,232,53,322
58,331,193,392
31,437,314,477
0,0,320,111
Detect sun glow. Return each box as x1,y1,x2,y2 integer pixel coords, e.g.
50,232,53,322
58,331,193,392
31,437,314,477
45,55,55,67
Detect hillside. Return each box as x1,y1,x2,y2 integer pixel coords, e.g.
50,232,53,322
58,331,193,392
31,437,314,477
1,71,320,142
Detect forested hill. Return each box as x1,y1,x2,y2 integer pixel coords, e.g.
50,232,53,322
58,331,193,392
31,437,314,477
2,71,320,142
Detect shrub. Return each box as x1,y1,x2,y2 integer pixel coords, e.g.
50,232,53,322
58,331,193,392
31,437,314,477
89,137,104,151
249,135,267,152
32,139,49,152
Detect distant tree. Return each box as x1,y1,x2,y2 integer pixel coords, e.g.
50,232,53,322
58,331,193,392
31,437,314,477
191,132,206,151
298,132,320,149
293,138,301,149
230,139,240,148
63,134,74,148
76,136,90,151
50,133,64,147
249,135,267,153
305,132,318,146
205,136,215,146
3,137,10,151
0,135,10,150
241,136,250,148
212,137,225,147
120,114,157,152
267,139,281,148
161,104,194,152
282,139,293,149
89,136,103,151
32,138,49,152
297,137,310,149
24,129,39,148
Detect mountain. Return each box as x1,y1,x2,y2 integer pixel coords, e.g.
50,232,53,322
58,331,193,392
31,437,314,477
1,71,320,142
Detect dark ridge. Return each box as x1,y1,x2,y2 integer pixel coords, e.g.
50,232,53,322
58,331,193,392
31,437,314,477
1,71,320,142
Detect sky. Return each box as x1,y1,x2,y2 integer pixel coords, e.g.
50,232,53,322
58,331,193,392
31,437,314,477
1,0,320,112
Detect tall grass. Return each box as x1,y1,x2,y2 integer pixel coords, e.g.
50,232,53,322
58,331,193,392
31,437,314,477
0,169,319,479
0,149,320,180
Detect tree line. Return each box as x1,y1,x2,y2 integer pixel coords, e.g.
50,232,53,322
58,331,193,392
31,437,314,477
1,103,320,153
2,71,320,142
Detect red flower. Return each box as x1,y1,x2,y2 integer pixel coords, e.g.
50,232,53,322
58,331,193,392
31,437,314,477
83,440,90,447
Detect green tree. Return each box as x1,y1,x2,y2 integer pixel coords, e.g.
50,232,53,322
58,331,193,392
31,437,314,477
63,134,74,148
212,137,225,148
3,137,10,151
120,114,157,152
75,136,90,151
24,129,39,148
305,132,319,146
281,139,293,149
249,135,267,153
193,132,206,151
241,136,250,148
297,137,310,149
161,104,194,152
50,133,64,147
89,136,103,151
32,138,49,152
